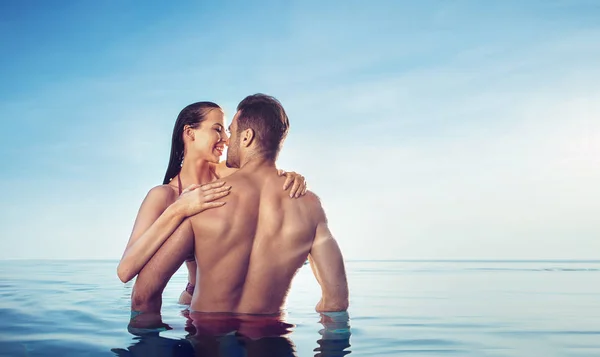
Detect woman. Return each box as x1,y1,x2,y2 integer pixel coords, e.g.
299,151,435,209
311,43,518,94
117,101,307,304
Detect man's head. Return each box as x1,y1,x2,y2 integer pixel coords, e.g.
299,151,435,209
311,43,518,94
226,94,290,168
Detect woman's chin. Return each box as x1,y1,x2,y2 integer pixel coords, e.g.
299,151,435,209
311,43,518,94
207,155,221,164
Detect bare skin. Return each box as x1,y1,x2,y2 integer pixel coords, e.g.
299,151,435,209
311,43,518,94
187,161,349,314
126,162,308,312
131,100,348,315
118,107,308,312
133,162,348,314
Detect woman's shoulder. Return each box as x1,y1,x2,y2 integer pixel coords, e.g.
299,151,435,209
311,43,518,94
145,183,179,203
134,184,179,221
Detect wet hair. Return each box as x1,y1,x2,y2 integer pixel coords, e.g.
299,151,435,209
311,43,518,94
162,101,221,184
235,94,289,161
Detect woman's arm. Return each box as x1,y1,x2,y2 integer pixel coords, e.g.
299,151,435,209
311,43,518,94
117,186,185,283
117,182,231,283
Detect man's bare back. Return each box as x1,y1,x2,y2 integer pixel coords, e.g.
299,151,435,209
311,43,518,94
177,163,348,314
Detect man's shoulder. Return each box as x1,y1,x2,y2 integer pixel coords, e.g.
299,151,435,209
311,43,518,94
302,190,322,205
300,191,326,216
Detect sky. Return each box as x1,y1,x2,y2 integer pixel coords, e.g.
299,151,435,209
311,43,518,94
0,0,599,260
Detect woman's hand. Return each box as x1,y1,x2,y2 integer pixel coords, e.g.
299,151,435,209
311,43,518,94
176,181,232,217
278,170,308,198
178,290,193,305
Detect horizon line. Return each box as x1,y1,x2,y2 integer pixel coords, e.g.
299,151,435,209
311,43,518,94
1,258,599,263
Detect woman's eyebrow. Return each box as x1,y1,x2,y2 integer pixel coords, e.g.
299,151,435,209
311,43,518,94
213,123,224,128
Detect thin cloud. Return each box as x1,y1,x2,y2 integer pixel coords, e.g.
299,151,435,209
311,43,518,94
1,1,599,260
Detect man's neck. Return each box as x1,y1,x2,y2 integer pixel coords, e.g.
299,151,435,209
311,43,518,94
239,154,276,173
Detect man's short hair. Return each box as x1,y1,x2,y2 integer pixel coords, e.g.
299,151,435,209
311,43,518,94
236,94,290,160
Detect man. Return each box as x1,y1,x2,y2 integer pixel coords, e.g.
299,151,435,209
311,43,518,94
132,93,348,316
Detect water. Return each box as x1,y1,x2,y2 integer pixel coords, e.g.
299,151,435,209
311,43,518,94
1,260,600,356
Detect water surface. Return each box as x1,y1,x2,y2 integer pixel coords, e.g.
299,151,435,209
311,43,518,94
1,260,599,356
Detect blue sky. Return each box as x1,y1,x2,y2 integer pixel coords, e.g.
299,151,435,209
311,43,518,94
1,0,599,260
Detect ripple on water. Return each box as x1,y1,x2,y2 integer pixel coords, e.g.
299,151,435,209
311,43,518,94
2,260,600,356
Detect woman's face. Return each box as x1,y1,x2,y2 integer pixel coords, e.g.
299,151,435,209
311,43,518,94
187,108,228,163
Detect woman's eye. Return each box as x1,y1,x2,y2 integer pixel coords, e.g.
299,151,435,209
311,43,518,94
215,128,222,133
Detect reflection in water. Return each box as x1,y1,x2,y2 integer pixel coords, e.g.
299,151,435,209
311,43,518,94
111,334,194,357
111,311,189,357
111,310,351,357
315,312,352,357
185,311,297,357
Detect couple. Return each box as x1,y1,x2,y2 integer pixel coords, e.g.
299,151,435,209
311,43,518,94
117,94,349,323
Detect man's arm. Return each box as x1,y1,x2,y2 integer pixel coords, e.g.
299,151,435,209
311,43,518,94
131,219,195,313
308,198,349,312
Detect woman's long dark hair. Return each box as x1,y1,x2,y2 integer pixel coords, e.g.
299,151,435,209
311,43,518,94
162,101,221,184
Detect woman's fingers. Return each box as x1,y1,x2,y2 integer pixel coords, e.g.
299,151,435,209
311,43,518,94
204,185,231,195
200,181,227,191
203,201,226,208
297,177,307,197
282,172,294,191
181,184,202,194
203,188,231,202
290,175,305,198
280,171,307,198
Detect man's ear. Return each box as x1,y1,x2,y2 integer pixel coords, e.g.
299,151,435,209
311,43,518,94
241,128,255,147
